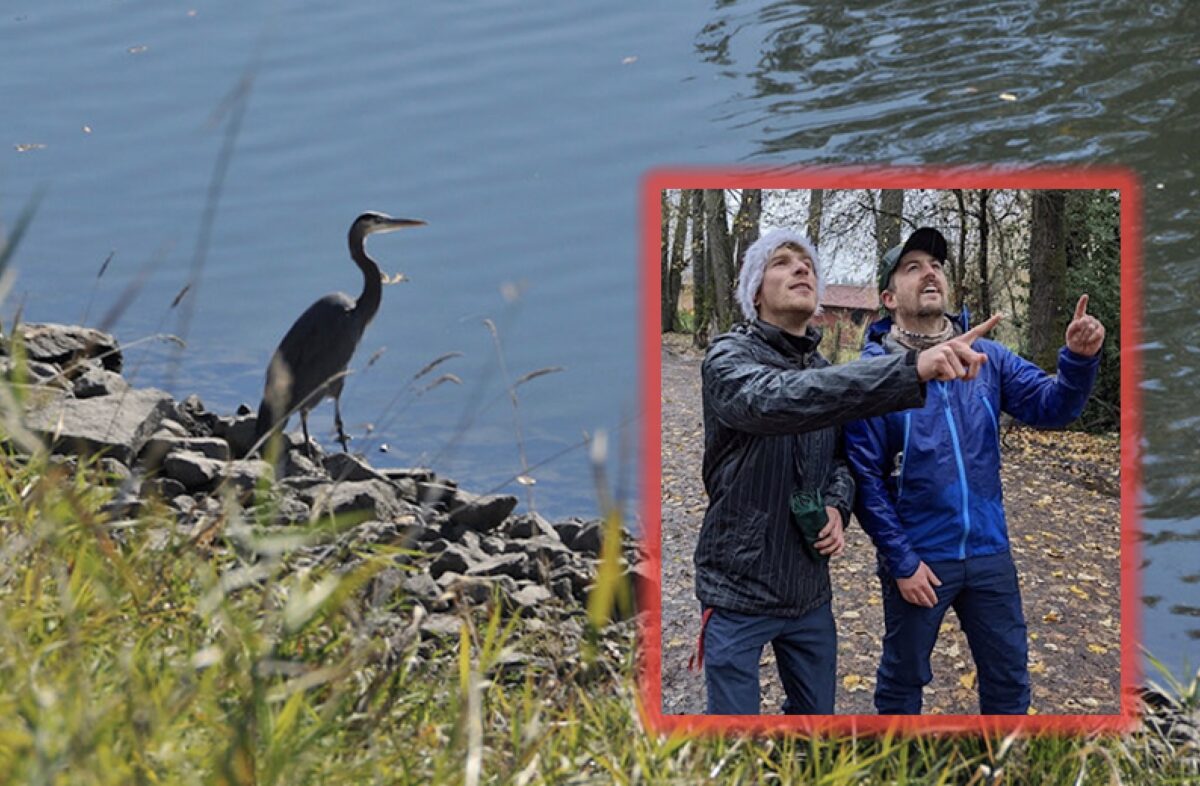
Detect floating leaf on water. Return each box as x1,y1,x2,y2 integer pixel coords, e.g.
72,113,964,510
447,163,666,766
14,143,46,152
82,125,92,134
128,45,149,54
999,92,1018,101
516,474,536,486
622,56,638,65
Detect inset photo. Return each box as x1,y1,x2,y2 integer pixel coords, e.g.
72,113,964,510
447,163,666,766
638,169,1140,736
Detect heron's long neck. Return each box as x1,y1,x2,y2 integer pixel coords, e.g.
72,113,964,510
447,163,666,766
350,235,382,326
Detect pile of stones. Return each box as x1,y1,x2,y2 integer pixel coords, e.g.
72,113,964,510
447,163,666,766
5,322,648,666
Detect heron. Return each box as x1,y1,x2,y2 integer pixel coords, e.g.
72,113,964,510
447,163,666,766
254,211,426,455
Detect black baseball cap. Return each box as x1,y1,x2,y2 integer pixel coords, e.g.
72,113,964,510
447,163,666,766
878,227,948,292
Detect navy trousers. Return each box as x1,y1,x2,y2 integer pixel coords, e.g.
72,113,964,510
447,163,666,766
704,600,837,715
875,550,1030,715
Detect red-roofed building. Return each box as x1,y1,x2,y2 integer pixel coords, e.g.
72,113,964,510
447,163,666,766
812,284,881,360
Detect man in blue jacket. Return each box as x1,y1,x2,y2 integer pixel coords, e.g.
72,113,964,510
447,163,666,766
844,226,1106,715
695,228,1004,715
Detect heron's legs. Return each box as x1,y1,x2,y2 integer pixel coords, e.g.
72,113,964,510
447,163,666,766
334,395,350,453
300,411,315,458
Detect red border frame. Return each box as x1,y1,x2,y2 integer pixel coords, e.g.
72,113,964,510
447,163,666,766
638,167,1142,736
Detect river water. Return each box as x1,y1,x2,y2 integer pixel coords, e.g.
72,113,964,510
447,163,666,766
2,1,1196,682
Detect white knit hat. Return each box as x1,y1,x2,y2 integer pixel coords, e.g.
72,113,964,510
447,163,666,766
735,228,824,321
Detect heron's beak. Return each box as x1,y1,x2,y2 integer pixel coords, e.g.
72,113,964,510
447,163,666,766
379,217,426,232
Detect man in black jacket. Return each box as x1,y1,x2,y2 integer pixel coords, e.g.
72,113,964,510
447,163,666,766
694,228,1002,714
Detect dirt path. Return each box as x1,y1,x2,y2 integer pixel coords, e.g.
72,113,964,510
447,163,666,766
658,333,1121,716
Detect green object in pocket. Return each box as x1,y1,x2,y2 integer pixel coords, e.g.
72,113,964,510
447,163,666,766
789,489,829,563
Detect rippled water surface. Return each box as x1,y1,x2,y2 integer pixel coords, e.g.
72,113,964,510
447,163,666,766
2,1,1197,679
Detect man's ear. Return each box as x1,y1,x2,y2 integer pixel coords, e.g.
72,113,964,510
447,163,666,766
880,289,897,311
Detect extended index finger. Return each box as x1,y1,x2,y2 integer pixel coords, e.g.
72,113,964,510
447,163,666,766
1073,294,1089,320
959,312,1004,343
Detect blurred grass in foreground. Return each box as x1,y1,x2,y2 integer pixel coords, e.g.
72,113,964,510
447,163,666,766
0,439,1197,785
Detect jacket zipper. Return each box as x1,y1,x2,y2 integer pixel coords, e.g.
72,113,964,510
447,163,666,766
897,412,911,501
939,382,971,559
981,394,998,437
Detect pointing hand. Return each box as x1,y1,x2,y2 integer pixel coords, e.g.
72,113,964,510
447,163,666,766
1065,294,1106,357
916,313,1004,382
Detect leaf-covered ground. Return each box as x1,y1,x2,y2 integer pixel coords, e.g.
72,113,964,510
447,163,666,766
658,333,1121,716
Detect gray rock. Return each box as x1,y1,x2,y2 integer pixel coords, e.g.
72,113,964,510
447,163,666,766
418,481,457,510
550,576,576,604
510,584,553,610
279,475,329,493
569,520,604,557
174,394,217,436
402,572,442,603
447,491,518,533
274,495,311,525
422,538,450,554
16,323,122,372
283,450,325,480
552,520,585,549
405,521,441,543
509,535,574,569
435,572,516,606
174,437,230,462
306,480,405,522
98,457,132,482
162,450,222,491
466,553,531,581
503,513,561,541
480,535,506,555
72,367,129,399
213,413,258,458
2,357,65,386
420,613,463,641
143,475,187,500
550,565,592,604
218,459,274,497
23,387,176,464
367,568,406,609
324,453,388,483
429,544,473,579
383,467,435,484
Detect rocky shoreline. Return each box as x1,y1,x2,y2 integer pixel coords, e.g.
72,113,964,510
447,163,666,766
5,322,645,666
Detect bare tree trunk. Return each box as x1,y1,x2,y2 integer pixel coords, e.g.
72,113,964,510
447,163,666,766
876,189,904,259
1028,189,1067,371
977,189,991,319
660,191,672,332
690,189,710,348
664,191,688,333
732,189,762,277
806,189,824,246
704,189,736,332
952,189,968,311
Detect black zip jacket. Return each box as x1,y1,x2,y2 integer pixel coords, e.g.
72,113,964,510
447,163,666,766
694,319,926,616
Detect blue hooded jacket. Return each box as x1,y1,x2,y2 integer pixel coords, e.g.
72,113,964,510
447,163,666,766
844,312,1100,579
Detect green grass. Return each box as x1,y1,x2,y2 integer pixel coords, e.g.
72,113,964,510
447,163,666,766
2,444,1198,785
